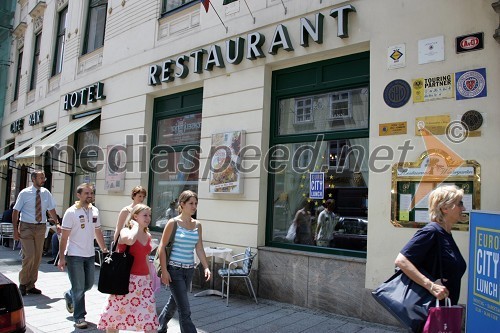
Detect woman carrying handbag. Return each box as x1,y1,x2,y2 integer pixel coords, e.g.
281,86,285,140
98,204,159,332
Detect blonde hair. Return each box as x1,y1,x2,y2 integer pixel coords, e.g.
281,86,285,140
177,190,198,213
125,203,151,232
428,185,464,223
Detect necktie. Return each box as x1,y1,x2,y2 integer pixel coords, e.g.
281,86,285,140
36,189,42,222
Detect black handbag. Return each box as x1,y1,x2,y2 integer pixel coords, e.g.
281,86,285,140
153,222,177,277
98,235,134,295
372,226,443,333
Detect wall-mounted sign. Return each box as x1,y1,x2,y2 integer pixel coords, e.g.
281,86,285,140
456,32,484,53
383,79,411,108
412,73,454,103
105,144,126,192
63,82,106,111
209,130,245,194
415,115,450,136
455,68,487,100
387,43,406,69
379,121,407,136
148,5,356,86
10,118,24,133
28,109,44,126
418,35,445,64
461,110,483,131
391,150,480,230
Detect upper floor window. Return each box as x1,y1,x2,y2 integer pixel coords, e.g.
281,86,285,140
83,0,107,55
162,0,198,14
30,33,42,91
294,97,313,124
330,90,352,120
13,49,23,101
52,6,67,76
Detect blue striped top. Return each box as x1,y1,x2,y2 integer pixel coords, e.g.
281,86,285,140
169,223,199,265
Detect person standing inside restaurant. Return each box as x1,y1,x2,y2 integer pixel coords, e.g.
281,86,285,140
395,185,467,305
58,183,108,329
315,199,337,247
158,190,211,333
12,170,59,296
113,186,147,243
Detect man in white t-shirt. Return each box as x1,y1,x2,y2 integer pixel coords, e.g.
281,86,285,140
58,183,108,329
315,199,337,247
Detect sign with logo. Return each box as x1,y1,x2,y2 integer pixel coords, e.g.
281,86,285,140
456,32,484,53
379,121,407,136
412,73,454,103
467,211,500,332
455,68,487,100
387,43,406,69
415,115,450,136
28,109,44,126
418,35,445,64
309,172,324,199
383,79,411,108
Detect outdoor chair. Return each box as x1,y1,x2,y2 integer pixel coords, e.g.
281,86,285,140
95,229,115,266
0,223,15,250
218,247,258,306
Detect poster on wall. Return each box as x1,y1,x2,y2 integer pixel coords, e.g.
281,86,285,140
467,211,500,332
105,144,126,192
209,130,245,194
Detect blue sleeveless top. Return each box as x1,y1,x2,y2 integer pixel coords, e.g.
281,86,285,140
169,222,199,265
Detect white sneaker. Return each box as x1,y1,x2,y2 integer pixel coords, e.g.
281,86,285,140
74,319,87,329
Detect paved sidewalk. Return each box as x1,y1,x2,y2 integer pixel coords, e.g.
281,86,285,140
0,245,404,333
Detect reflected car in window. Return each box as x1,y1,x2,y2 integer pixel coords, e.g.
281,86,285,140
332,217,368,251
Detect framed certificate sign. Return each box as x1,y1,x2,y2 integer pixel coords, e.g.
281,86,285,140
209,130,245,194
391,149,480,231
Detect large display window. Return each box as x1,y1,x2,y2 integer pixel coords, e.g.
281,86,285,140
149,89,202,229
268,52,370,257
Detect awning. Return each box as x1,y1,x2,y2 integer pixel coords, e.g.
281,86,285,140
0,129,56,167
15,113,100,165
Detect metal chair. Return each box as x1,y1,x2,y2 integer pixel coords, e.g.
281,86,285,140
218,247,258,306
0,223,15,250
95,229,115,266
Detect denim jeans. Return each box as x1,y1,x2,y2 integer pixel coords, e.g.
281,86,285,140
158,266,195,333
65,255,95,321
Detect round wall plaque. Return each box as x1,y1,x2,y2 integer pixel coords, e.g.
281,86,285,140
461,110,483,131
383,79,411,108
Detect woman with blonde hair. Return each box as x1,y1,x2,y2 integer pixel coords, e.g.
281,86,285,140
157,190,211,333
113,186,147,243
98,204,159,332
394,185,467,307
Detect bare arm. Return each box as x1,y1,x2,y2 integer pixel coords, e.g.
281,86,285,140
395,253,448,300
12,210,20,240
94,228,107,252
57,229,71,271
119,221,139,246
195,222,211,281
48,209,59,225
158,220,176,285
113,208,129,242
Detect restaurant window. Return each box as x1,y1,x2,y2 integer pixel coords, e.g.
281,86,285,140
13,48,23,101
268,52,370,258
162,0,198,14
83,0,107,55
52,6,67,76
30,32,42,91
71,116,101,203
150,89,202,229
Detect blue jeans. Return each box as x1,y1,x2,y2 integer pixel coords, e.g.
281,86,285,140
158,266,195,333
51,233,59,260
65,255,95,321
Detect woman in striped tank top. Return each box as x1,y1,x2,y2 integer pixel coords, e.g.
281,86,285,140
157,191,211,333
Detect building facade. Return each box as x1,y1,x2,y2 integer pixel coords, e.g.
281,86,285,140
1,0,499,325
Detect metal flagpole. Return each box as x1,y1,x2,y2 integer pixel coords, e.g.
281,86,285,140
209,1,228,33
242,0,256,23
280,0,287,15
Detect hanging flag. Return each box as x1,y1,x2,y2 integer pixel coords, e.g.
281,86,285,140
223,0,238,5
201,0,210,12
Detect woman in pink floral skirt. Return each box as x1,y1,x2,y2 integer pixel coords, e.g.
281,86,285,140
98,204,159,333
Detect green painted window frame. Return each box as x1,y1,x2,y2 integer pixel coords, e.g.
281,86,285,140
149,88,203,231
267,52,370,258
